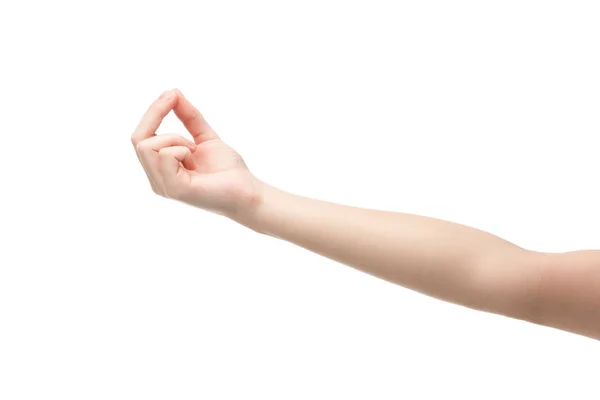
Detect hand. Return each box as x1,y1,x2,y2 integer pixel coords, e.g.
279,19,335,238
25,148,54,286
131,89,262,217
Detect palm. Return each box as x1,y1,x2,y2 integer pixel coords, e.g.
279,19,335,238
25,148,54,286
190,138,247,175
185,138,256,214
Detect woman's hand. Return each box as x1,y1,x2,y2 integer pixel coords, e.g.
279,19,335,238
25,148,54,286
131,89,262,217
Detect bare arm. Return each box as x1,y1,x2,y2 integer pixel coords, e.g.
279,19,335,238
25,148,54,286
231,181,600,340
530,250,600,340
132,89,600,341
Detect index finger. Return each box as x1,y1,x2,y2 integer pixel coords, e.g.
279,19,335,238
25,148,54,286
131,89,178,147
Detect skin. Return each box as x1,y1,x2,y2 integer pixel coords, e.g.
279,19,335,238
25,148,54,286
132,89,600,341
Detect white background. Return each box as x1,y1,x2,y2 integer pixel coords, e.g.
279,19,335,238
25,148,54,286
1,1,599,399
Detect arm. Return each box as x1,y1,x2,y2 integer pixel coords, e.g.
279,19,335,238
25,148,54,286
235,181,600,340
131,89,600,341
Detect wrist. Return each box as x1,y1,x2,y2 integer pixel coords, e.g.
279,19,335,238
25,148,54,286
227,176,270,233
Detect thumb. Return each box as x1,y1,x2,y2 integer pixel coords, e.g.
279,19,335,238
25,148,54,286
173,89,219,144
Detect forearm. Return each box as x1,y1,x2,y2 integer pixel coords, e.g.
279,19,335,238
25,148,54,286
234,180,543,321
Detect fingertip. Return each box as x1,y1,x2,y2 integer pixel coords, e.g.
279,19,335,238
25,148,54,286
182,152,197,171
165,90,176,101
158,89,170,99
158,89,176,102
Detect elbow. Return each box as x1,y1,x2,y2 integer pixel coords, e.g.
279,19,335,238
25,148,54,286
520,250,600,340
468,249,547,323
465,248,600,340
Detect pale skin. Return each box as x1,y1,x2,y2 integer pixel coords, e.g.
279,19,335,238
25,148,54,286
132,89,600,341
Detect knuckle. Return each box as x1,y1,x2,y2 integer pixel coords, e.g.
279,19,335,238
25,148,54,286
136,140,150,153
